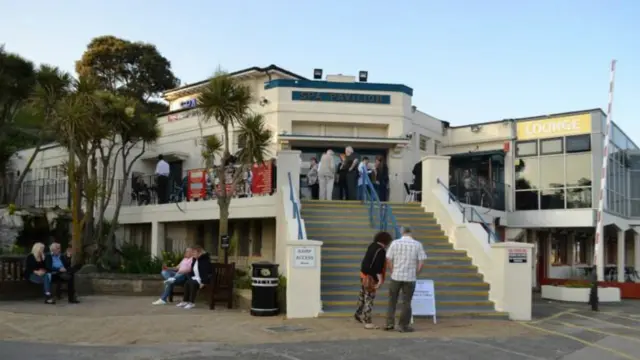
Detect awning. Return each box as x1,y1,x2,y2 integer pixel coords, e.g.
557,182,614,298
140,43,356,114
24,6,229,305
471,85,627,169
449,150,505,158
278,134,410,149
139,150,189,162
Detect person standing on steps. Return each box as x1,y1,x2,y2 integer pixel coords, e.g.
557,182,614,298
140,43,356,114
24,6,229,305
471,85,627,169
357,157,373,200
318,149,335,200
355,231,393,329
343,146,359,200
337,153,348,200
307,157,319,200
384,226,427,332
155,154,170,204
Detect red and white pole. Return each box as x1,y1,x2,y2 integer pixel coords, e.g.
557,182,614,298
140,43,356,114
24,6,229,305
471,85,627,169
594,60,617,282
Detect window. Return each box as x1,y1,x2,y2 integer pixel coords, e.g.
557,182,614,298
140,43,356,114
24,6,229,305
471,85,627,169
515,190,538,210
539,157,564,189
516,141,537,157
567,187,592,208
515,158,539,190
434,140,440,155
252,220,263,256
540,138,563,155
550,234,568,265
419,135,429,151
566,134,591,153
235,132,246,150
573,234,589,264
541,189,565,209
566,153,592,187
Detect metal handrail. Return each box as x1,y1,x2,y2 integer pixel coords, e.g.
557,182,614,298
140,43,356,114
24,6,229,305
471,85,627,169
436,178,499,243
361,172,401,238
287,172,304,240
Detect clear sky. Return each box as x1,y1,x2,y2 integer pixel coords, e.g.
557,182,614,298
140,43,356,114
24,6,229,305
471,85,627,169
1,0,639,139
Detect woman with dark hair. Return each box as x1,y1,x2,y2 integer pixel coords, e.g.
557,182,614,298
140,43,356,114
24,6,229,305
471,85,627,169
354,231,393,329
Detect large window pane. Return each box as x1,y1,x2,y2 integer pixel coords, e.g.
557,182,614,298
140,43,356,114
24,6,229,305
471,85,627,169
541,138,563,155
566,134,591,153
566,153,592,187
516,141,537,157
515,158,539,190
540,156,565,189
631,171,640,198
567,187,592,208
541,189,565,209
515,190,539,210
631,199,640,217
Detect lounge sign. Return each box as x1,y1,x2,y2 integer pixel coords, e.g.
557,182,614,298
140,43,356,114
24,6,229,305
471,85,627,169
516,114,591,140
292,91,391,104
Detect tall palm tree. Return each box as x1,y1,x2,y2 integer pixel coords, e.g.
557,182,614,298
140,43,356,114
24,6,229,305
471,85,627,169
197,71,273,253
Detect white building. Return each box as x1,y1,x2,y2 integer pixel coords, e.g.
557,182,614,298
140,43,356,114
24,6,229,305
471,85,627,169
6,65,444,266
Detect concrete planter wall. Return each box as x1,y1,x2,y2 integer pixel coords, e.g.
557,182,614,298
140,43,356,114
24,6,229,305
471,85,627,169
76,273,164,296
541,285,621,303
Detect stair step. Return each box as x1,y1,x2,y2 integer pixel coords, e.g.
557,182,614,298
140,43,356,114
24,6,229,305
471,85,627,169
323,252,468,260
308,225,442,232
319,240,452,247
305,219,437,226
309,233,447,239
322,273,483,283
322,290,489,302
301,212,434,219
322,264,478,273
322,247,462,255
323,257,472,266
322,280,488,288
325,300,493,307
319,309,508,319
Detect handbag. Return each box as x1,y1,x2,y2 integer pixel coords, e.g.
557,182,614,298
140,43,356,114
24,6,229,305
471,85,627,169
361,248,383,292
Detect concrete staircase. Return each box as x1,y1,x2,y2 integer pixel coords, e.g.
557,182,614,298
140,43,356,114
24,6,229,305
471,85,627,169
301,200,507,319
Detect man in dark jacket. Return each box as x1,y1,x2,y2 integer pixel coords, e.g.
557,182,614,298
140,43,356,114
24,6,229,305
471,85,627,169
45,242,79,303
177,246,212,309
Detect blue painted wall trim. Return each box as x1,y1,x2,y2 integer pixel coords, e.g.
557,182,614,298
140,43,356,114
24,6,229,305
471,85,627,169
292,91,391,104
264,79,413,96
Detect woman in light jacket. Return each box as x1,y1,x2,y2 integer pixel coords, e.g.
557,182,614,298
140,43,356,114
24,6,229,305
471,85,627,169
318,150,335,200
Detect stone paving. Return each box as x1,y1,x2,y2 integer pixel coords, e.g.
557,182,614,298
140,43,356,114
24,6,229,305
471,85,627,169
1,295,640,359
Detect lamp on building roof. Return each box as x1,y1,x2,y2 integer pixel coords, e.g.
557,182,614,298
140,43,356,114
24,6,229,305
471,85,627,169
313,68,323,80
359,71,368,82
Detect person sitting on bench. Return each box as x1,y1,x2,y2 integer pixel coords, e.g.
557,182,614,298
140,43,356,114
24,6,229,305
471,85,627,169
153,247,194,305
176,246,212,309
25,242,54,304
46,242,79,304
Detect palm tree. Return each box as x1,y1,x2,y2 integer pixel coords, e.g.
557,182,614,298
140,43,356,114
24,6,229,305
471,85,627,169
197,71,273,253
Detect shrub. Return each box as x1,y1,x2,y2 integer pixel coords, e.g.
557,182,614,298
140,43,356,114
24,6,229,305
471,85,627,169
118,243,163,274
161,250,184,268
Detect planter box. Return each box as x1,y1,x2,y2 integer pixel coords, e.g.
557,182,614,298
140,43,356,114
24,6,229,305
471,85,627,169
76,273,164,296
541,285,621,303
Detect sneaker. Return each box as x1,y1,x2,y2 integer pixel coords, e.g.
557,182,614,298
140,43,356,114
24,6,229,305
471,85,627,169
184,303,195,309
152,299,167,305
164,277,176,284
176,302,188,307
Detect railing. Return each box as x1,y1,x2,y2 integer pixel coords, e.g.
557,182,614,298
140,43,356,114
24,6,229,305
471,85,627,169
0,178,69,208
288,172,303,240
448,178,510,211
117,166,265,207
0,255,25,282
361,173,401,238
437,178,499,243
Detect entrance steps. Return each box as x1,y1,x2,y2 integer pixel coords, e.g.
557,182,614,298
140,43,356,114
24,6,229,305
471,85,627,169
302,200,508,319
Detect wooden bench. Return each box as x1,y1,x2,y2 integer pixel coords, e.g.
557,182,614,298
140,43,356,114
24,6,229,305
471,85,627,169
168,262,235,310
0,255,67,300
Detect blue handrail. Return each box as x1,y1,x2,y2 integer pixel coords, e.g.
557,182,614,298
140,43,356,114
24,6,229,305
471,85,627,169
436,178,499,243
360,171,401,238
288,172,304,240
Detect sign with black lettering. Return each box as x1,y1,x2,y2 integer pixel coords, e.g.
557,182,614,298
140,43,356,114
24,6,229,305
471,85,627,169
221,235,230,249
292,246,316,268
508,248,527,263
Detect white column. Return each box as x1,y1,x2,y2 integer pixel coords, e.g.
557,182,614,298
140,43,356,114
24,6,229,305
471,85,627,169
151,221,165,258
276,150,302,196
596,231,605,281
421,155,451,206
635,231,640,271
617,228,625,282
490,242,534,321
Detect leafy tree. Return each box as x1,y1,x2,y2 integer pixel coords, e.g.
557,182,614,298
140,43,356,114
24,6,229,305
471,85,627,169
0,46,36,199
198,71,272,250
75,35,179,101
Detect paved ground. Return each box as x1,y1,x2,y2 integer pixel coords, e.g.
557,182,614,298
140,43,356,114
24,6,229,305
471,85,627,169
1,295,640,359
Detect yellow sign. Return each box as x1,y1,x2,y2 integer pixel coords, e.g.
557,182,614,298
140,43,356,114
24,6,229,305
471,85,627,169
516,114,592,140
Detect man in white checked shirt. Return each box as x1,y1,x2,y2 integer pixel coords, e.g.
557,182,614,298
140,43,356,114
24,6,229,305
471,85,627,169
384,226,427,332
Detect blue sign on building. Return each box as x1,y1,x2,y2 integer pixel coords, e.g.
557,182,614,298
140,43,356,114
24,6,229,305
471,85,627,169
292,91,391,104
180,98,197,109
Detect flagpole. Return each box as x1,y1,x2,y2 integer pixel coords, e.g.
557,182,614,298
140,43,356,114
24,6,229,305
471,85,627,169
591,59,617,311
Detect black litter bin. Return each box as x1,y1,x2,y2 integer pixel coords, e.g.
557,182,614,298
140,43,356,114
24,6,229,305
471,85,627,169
250,262,280,316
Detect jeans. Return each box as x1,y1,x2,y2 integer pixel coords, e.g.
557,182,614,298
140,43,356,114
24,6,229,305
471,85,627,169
160,273,187,301
386,280,416,329
29,273,52,295
183,279,201,303
161,269,176,280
